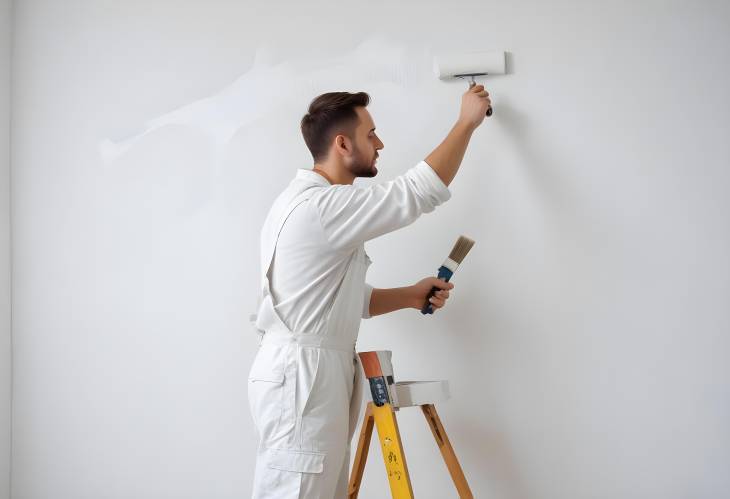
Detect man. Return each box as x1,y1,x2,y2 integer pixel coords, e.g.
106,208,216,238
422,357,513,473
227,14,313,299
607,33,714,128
248,83,491,498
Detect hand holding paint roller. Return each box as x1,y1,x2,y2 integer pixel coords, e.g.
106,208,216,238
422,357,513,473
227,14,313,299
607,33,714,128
458,83,492,129
434,50,506,117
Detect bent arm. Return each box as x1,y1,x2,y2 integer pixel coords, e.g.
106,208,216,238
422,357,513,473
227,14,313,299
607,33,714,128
367,287,419,317
364,277,455,318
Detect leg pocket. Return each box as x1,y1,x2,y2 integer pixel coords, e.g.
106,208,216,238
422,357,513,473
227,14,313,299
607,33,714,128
255,448,325,499
248,377,284,435
248,344,287,435
268,448,326,473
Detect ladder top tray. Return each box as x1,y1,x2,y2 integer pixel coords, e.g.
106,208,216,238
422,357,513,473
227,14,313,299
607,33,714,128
394,380,450,408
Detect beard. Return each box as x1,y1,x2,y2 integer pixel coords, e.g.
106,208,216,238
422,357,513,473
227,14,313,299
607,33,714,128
346,146,378,178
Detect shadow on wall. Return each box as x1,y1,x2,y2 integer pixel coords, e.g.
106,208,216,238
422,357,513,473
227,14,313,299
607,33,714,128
494,94,584,230
493,73,614,253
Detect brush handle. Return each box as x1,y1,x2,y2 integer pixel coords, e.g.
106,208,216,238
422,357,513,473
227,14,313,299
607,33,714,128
420,265,454,315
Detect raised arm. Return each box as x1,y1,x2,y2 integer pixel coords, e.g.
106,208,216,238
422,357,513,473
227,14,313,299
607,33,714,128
425,83,491,186
313,84,491,251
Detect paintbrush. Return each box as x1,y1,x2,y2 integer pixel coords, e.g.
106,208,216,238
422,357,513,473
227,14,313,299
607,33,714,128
421,235,475,315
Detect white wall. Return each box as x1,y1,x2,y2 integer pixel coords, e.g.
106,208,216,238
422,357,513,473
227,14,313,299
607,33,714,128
0,1,11,498
10,1,730,498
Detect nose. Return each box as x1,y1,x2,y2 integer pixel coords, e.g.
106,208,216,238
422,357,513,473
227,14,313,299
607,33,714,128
376,137,384,150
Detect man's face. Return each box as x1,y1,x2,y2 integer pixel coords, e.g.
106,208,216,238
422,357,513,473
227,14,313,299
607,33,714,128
346,107,384,178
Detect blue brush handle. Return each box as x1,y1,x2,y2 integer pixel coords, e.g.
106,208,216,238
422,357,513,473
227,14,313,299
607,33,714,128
420,265,454,315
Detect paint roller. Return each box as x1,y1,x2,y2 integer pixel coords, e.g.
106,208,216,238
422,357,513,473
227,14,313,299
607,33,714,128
433,50,506,116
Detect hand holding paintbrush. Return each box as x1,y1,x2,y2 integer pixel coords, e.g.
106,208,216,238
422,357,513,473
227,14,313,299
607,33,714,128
421,235,475,315
410,277,454,312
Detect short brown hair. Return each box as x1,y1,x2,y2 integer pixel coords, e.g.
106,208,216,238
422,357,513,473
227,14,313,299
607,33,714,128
300,92,370,162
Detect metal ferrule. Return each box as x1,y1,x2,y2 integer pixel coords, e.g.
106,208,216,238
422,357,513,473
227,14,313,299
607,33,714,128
442,258,459,274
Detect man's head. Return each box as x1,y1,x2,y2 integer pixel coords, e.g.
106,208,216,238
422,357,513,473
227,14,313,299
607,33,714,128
300,92,385,180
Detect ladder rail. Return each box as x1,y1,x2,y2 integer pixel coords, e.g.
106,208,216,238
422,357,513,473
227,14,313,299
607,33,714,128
372,403,415,498
421,404,474,499
348,404,374,499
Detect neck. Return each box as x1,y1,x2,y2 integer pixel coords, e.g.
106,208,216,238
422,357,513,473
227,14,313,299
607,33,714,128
312,163,355,185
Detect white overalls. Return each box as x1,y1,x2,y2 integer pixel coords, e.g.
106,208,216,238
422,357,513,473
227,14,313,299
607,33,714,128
248,161,451,498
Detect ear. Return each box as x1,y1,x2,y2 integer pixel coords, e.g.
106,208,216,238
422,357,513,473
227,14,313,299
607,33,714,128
333,134,353,158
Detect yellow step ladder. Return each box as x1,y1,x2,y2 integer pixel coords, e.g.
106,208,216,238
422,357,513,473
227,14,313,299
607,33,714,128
348,352,474,498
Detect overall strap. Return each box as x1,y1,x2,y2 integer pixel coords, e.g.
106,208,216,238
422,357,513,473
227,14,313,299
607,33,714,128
250,185,318,335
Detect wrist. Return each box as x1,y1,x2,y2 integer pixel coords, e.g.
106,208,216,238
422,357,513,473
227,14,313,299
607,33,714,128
454,118,477,135
405,285,421,309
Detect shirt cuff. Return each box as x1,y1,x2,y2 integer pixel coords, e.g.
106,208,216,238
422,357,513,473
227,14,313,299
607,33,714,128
362,283,374,319
409,160,452,206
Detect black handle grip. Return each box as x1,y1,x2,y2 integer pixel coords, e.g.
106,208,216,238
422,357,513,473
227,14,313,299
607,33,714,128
420,285,441,314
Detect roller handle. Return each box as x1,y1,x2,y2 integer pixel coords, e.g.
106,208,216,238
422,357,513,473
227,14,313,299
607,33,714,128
420,266,454,315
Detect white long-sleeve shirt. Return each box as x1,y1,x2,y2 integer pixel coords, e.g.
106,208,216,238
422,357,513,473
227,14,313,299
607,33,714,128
254,160,451,338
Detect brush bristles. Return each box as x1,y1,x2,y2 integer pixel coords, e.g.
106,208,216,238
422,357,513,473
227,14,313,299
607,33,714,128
448,236,475,264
